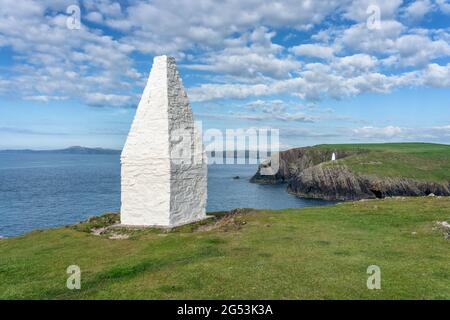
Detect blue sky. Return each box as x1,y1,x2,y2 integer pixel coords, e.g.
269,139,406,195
0,0,450,149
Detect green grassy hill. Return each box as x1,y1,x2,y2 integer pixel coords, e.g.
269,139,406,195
1,197,449,299
318,143,450,183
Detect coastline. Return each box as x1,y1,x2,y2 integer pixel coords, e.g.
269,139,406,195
251,143,450,201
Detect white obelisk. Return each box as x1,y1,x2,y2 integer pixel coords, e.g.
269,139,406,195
121,55,207,227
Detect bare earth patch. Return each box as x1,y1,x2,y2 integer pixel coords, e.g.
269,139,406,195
74,208,256,238
196,209,254,232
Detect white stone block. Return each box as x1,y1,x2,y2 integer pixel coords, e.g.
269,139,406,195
121,55,207,227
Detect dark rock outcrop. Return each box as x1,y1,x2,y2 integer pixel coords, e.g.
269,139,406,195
251,146,450,201
287,164,450,201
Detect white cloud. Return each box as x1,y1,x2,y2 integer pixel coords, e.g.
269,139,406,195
83,0,123,18
244,99,287,113
83,92,132,108
0,0,143,107
325,20,450,67
98,0,345,55
85,11,104,24
185,27,300,80
436,0,450,14
353,126,403,137
338,20,404,54
290,44,336,60
393,34,450,66
343,0,403,22
23,95,69,102
351,124,450,141
188,55,415,102
331,54,378,76
233,111,315,123
2,0,450,109
421,63,450,87
403,0,434,20
278,124,450,144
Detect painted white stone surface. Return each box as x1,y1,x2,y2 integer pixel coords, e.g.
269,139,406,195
121,55,207,227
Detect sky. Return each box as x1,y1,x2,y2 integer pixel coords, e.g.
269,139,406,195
0,0,450,150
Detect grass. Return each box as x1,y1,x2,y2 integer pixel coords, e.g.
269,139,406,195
0,197,449,300
317,143,450,182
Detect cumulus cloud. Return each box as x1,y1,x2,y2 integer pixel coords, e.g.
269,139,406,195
327,19,450,67
95,0,344,51
343,0,403,22
351,124,450,141
290,44,335,60
0,0,349,106
2,0,450,109
185,27,300,80
421,63,450,87
403,0,434,20
336,20,403,55
0,0,143,107
392,34,450,66
352,126,403,137
188,56,415,102
331,54,378,76
436,0,450,14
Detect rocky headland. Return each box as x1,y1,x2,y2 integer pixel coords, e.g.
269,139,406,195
250,143,450,201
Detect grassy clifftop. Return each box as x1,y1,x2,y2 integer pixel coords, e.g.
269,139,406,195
318,143,450,183
1,197,449,299
252,142,450,200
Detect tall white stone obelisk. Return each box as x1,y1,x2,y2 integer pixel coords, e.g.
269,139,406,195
121,55,207,227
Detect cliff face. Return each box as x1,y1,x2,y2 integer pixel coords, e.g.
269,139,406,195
288,164,450,201
251,147,450,201
249,147,355,184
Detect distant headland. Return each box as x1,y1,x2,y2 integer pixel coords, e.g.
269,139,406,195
0,146,121,155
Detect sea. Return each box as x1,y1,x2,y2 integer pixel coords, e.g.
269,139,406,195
0,153,334,237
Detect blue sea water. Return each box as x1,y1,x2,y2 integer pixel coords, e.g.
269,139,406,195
0,153,334,237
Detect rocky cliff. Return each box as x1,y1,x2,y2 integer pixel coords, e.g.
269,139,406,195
250,147,356,184
251,146,450,201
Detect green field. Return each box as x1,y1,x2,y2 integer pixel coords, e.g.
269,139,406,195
318,143,450,182
1,197,449,300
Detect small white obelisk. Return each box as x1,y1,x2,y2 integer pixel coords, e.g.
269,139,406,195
331,152,336,161
120,56,207,227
